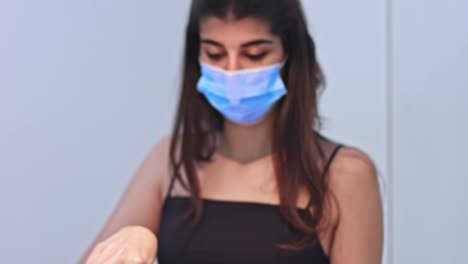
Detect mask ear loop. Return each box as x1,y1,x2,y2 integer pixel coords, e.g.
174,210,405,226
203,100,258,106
280,54,289,68
279,55,289,77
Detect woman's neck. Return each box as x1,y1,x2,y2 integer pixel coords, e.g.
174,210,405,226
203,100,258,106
218,113,274,164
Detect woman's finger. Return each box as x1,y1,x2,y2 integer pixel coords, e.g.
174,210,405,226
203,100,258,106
102,247,124,264
86,233,123,264
91,241,121,264
85,244,105,264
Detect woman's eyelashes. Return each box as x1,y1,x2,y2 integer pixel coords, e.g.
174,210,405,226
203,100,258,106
204,50,270,62
244,51,268,61
206,51,225,61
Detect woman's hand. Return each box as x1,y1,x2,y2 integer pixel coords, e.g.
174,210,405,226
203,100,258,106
85,225,158,264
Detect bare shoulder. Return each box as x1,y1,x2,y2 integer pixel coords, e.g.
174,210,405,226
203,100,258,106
326,145,381,211
150,135,172,159
325,145,384,263
320,144,380,222
147,135,173,194
106,134,174,225
329,146,378,186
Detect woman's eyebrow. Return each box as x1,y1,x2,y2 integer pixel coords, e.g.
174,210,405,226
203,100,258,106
200,39,224,47
240,39,273,48
200,38,274,48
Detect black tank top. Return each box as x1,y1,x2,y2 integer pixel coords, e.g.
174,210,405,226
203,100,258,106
157,145,344,264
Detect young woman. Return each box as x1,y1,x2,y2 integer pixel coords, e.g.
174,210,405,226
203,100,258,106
81,0,383,263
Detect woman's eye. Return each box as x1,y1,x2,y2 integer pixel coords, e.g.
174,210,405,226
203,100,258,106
245,52,268,61
206,52,225,61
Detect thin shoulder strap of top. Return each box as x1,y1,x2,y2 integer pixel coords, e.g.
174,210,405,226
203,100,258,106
323,144,345,176
165,174,177,199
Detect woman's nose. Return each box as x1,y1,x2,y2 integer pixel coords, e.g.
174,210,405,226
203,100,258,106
224,54,242,71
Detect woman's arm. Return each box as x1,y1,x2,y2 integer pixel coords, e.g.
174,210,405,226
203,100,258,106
78,137,171,263
328,147,384,264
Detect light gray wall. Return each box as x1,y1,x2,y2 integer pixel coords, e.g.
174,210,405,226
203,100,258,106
1,1,190,263
0,0,466,263
392,0,468,262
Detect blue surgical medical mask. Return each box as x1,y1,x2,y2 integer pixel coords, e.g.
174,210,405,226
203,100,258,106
196,61,287,124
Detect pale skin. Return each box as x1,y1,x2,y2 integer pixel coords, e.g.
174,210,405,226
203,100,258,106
80,16,383,264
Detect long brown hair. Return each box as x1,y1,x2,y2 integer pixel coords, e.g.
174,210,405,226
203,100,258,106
169,0,330,251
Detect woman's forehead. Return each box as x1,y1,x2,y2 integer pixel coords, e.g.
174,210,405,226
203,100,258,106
199,16,277,47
